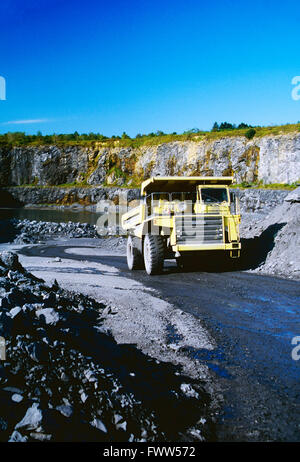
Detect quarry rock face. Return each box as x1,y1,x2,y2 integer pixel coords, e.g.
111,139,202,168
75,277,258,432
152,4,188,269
0,185,289,214
0,132,299,187
0,185,139,207
134,133,300,184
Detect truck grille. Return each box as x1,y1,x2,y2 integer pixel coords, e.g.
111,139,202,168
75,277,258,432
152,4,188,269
175,215,223,245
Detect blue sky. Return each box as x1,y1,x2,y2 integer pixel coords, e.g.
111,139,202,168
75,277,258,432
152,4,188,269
0,0,299,136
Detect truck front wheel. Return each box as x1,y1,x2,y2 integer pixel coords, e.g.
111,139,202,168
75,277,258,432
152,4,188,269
127,235,144,270
143,234,164,275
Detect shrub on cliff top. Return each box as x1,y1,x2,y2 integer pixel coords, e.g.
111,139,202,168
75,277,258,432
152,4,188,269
245,128,256,140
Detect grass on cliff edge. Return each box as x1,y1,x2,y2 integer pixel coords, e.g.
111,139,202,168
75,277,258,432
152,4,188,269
11,181,299,190
0,123,299,149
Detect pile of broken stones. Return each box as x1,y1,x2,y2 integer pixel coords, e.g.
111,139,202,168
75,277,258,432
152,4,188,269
0,251,211,442
12,219,98,244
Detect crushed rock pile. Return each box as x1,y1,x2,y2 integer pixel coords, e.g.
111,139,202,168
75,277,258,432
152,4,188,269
11,219,98,243
1,218,126,244
0,251,212,442
242,187,300,279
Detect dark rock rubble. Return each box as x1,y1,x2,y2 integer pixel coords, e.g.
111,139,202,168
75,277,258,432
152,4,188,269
0,219,98,244
0,251,213,442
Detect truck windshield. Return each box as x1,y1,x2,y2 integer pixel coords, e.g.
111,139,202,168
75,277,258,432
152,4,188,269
201,188,228,203
170,192,197,202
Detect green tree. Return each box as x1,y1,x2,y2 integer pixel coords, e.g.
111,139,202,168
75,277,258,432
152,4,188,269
237,122,250,129
219,122,235,130
245,128,256,140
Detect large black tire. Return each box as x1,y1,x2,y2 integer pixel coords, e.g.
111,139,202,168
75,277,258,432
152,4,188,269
127,235,144,270
143,234,164,275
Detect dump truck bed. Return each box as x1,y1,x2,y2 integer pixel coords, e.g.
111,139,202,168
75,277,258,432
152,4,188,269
141,176,234,195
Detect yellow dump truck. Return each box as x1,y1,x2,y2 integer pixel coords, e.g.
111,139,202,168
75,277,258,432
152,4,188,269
122,176,241,275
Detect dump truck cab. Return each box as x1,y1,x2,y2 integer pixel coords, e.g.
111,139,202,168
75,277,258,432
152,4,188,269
122,176,241,275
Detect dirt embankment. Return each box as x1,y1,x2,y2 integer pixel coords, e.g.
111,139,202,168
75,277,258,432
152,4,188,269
241,187,300,279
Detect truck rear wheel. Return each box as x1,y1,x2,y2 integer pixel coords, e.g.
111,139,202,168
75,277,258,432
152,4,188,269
127,235,144,270
143,234,164,275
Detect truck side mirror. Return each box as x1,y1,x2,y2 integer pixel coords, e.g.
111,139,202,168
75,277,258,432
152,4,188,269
230,192,235,203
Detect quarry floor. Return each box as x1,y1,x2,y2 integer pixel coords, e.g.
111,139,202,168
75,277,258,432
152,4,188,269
0,237,299,442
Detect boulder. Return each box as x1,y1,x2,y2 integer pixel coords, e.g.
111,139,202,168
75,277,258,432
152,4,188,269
9,430,28,442
15,403,43,431
284,186,300,203
26,342,49,363
0,252,23,271
36,308,60,326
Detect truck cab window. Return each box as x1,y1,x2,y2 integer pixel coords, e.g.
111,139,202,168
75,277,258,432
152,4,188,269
201,188,228,203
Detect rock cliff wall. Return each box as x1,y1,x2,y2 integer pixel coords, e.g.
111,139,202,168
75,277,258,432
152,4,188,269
1,185,289,214
0,132,299,187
